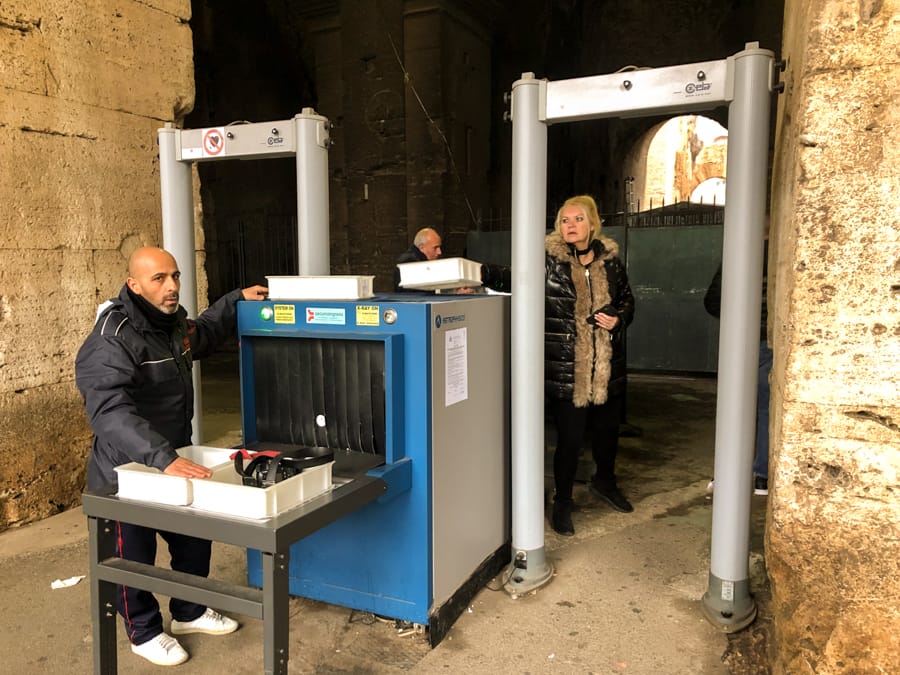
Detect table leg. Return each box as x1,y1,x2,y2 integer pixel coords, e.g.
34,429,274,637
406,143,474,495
88,517,119,674
262,550,290,675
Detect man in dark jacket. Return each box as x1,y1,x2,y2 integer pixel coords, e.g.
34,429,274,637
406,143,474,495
393,227,443,291
394,227,512,294
75,246,267,666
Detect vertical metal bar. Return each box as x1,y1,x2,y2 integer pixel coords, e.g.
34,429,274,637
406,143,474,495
262,551,290,674
158,123,204,443
88,517,118,674
503,73,554,593
295,109,331,275
702,43,773,631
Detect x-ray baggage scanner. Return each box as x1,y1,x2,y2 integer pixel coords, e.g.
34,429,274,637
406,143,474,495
238,293,510,644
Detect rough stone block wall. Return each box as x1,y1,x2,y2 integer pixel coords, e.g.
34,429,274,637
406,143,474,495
767,0,900,671
0,0,194,530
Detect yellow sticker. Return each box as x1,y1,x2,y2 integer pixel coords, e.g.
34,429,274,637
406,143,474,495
356,305,380,326
273,304,296,324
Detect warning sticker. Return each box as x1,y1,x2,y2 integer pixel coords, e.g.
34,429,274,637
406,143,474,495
356,305,380,326
273,304,296,324
202,127,226,157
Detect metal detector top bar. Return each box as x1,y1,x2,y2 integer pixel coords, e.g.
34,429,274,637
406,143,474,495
177,119,297,161
541,58,730,124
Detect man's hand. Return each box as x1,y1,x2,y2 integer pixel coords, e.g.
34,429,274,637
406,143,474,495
164,456,213,479
242,285,269,301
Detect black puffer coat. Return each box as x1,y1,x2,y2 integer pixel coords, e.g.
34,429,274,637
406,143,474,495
75,285,243,489
545,232,635,406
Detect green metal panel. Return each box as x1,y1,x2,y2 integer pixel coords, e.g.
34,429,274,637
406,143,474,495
621,224,722,373
466,222,723,373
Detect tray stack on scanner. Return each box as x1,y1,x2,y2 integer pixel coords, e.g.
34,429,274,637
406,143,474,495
396,257,482,292
114,445,334,519
265,275,375,300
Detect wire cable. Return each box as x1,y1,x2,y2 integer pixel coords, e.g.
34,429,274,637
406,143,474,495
382,23,480,230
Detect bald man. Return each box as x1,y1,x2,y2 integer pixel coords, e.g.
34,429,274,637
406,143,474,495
75,246,267,666
393,227,443,291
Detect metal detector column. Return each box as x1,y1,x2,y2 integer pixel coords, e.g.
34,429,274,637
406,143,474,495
159,123,203,443
294,109,331,275
504,72,554,593
158,111,332,442
702,44,774,632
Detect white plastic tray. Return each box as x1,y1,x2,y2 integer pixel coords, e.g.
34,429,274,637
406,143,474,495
190,462,334,519
397,257,482,291
267,275,374,300
114,445,234,506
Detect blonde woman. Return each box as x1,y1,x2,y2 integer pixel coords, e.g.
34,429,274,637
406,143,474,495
544,195,635,535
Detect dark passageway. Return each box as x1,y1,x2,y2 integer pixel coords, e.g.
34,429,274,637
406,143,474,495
186,0,783,300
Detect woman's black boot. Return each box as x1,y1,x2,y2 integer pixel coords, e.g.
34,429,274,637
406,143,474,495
551,498,575,536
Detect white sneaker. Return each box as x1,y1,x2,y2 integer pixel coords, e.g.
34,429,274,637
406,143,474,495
170,608,239,636
131,632,189,666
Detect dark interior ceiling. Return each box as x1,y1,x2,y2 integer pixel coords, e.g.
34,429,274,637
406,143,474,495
186,0,783,297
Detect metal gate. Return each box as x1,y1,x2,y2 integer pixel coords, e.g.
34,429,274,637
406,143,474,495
466,201,724,373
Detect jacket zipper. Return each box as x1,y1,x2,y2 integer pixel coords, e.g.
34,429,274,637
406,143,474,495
170,329,193,430
585,266,596,399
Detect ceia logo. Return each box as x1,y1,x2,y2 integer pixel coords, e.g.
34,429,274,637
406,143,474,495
435,314,465,329
685,82,712,95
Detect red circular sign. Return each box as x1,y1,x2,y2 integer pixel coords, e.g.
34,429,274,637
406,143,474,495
203,129,224,156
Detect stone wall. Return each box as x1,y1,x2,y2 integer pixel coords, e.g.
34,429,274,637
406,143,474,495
0,0,194,529
295,0,495,291
767,0,900,671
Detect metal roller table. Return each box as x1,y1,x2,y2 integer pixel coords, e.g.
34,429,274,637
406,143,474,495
82,474,386,674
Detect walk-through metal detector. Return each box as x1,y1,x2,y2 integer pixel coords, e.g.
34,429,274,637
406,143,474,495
506,42,776,632
157,108,331,442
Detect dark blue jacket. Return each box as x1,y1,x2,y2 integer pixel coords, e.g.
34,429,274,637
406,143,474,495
703,249,768,341
75,285,243,489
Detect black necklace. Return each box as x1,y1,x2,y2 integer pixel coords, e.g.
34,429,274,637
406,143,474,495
575,246,591,256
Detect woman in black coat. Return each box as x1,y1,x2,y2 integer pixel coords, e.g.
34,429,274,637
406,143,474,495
545,195,635,535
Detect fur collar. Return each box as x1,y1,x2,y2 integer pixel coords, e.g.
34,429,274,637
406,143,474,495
545,231,619,263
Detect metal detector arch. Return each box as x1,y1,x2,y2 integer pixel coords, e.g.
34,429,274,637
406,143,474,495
157,108,332,442
506,42,776,632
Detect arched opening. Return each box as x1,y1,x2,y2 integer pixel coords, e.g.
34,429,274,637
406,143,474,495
619,114,728,374
624,115,728,211
692,177,727,205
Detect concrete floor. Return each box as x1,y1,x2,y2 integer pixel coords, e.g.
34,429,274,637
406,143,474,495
0,353,771,674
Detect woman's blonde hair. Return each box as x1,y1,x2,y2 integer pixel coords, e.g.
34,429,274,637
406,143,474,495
554,194,603,239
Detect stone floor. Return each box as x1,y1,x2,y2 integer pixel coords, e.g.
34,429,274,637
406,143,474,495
0,352,771,673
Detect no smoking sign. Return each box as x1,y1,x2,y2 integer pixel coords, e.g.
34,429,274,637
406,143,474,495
202,127,226,157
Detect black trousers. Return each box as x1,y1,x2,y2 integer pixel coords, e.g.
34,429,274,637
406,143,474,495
550,394,622,501
115,521,211,645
